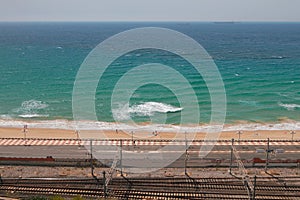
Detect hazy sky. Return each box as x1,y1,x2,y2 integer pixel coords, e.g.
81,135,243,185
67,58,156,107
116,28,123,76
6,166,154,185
1,0,300,22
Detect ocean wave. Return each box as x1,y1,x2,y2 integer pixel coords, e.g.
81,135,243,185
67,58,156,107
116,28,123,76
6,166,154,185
0,115,12,120
270,55,286,59
0,119,300,132
14,100,48,112
277,92,290,98
278,102,300,111
130,102,183,115
13,99,49,118
113,102,183,120
224,122,300,131
238,100,259,107
18,114,49,118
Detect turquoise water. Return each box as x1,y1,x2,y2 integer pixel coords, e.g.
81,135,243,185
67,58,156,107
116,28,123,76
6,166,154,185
0,22,300,127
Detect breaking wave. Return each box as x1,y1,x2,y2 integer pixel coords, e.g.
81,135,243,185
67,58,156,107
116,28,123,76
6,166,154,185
278,102,300,111
0,119,300,132
13,100,49,118
18,114,49,118
113,102,183,121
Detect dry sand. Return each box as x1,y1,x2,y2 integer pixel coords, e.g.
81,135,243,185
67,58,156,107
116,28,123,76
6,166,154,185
0,127,298,140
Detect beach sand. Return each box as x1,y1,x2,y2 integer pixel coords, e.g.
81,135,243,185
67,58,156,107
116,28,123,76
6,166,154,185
0,127,298,140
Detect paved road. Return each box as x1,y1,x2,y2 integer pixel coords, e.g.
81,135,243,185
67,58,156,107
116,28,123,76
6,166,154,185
0,139,299,168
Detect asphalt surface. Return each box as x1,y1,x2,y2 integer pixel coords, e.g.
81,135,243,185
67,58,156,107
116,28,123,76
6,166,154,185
0,141,299,168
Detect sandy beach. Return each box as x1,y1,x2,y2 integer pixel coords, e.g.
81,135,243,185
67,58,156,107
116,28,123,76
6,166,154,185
0,127,298,140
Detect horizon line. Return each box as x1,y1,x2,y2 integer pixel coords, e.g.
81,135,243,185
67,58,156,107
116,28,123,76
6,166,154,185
0,20,300,23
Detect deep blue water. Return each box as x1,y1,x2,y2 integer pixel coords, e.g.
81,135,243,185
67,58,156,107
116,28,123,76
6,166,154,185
0,22,300,125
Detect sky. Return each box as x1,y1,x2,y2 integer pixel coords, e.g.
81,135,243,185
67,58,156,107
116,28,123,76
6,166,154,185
1,0,300,22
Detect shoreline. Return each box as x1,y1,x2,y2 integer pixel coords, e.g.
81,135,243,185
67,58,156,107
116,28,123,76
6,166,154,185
0,119,299,140
0,127,298,140
1,118,300,131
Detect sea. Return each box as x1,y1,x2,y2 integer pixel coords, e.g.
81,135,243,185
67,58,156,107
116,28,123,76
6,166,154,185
0,22,300,132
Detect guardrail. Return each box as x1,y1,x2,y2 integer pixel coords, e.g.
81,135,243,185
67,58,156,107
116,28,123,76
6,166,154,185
0,137,300,142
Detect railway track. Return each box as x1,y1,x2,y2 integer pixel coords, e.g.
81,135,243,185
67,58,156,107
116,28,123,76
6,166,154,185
1,177,300,199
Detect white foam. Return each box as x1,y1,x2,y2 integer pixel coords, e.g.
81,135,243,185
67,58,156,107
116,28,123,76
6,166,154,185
278,102,300,111
14,100,48,112
129,102,183,116
13,99,49,117
113,102,183,120
271,55,285,59
18,114,49,118
223,122,300,131
112,103,130,121
0,115,12,120
0,119,300,132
